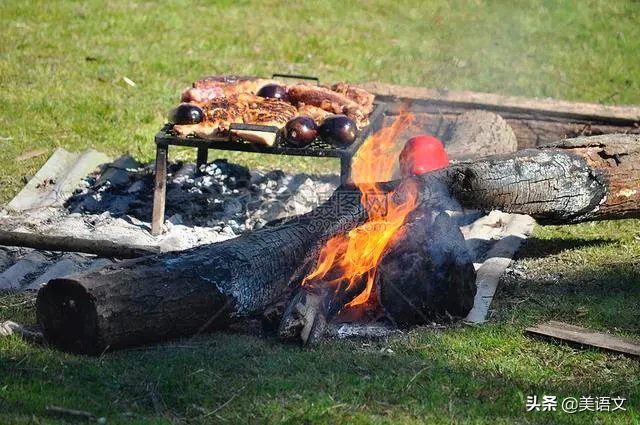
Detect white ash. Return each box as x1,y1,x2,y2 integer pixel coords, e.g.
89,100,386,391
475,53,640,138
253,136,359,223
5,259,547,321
55,157,338,246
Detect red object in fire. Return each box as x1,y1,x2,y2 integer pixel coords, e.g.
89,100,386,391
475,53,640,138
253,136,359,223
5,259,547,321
399,135,449,177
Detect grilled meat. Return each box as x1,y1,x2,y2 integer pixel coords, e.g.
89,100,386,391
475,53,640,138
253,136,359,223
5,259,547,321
286,84,369,128
295,103,332,123
331,83,375,114
182,77,279,104
173,93,297,143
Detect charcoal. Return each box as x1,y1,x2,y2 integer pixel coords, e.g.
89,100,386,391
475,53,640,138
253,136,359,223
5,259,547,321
63,157,338,241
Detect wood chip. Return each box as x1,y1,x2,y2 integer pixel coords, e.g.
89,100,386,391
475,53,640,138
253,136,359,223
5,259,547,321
122,76,136,87
525,320,640,357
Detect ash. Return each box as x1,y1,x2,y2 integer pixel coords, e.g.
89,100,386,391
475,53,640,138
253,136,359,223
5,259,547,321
66,156,339,240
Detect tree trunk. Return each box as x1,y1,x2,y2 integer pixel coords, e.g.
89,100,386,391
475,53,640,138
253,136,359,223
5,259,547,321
36,189,368,354
36,134,640,354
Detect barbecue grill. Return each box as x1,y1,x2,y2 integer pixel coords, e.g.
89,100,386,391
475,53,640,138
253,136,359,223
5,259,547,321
151,75,386,235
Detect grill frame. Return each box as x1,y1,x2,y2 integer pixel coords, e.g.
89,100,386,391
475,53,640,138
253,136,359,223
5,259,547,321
151,79,386,235
155,101,387,162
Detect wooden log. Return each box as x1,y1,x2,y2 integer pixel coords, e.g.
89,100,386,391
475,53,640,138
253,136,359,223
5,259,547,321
444,110,518,159
428,134,640,223
279,206,478,346
362,82,640,123
376,91,640,150
375,210,477,326
36,189,368,354
280,134,640,344
0,230,160,259
37,135,640,353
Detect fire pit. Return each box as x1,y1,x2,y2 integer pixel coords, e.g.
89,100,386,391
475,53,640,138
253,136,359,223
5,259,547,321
3,82,638,355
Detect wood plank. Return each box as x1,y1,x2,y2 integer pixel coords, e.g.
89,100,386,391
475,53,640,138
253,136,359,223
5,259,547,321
361,82,640,123
525,320,640,357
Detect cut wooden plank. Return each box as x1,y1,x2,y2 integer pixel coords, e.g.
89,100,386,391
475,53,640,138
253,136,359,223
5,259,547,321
362,82,640,123
7,148,110,212
525,320,640,357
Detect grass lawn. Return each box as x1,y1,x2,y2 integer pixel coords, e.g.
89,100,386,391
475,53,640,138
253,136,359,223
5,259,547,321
1,0,639,423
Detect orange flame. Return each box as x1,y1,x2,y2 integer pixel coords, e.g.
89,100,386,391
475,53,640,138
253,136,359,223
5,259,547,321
303,112,418,312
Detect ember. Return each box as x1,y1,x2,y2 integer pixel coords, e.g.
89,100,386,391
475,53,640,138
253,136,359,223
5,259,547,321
302,113,418,317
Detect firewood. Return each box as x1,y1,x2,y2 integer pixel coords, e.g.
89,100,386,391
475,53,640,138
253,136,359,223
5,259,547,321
36,189,368,354
279,208,478,346
375,210,477,326
428,134,640,223
36,134,640,354
0,230,159,259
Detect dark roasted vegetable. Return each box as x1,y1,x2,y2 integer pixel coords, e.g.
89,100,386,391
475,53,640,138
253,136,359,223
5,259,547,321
318,115,357,148
256,84,288,100
168,103,204,125
283,116,318,147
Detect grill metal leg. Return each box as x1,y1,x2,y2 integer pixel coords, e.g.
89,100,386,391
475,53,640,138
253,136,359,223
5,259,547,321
196,146,209,175
151,145,168,236
340,155,352,185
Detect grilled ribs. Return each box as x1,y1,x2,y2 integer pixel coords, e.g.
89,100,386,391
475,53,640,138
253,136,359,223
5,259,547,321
173,93,297,145
182,77,279,104
287,84,373,127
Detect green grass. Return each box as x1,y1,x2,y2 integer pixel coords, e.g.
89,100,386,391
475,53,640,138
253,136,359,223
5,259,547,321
1,0,639,423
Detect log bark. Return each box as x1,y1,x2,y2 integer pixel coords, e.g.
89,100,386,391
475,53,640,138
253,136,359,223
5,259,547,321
376,210,477,326
279,207,478,346
379,103,640,150
36,134,640,353
281,134,640,344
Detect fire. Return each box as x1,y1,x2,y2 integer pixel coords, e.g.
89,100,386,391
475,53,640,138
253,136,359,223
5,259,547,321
303,112,419,314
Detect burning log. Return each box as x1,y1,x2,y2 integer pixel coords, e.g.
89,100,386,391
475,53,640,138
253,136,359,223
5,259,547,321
35,189,368,354
375,209,477,326
36,134,640,353
278,205,478,346
281,133,640,344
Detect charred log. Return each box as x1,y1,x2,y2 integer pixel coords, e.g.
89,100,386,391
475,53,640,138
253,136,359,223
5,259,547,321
439,134,640,223
376,210,476,326
36,189,368,354
279,208,478,346
281,134,640,344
